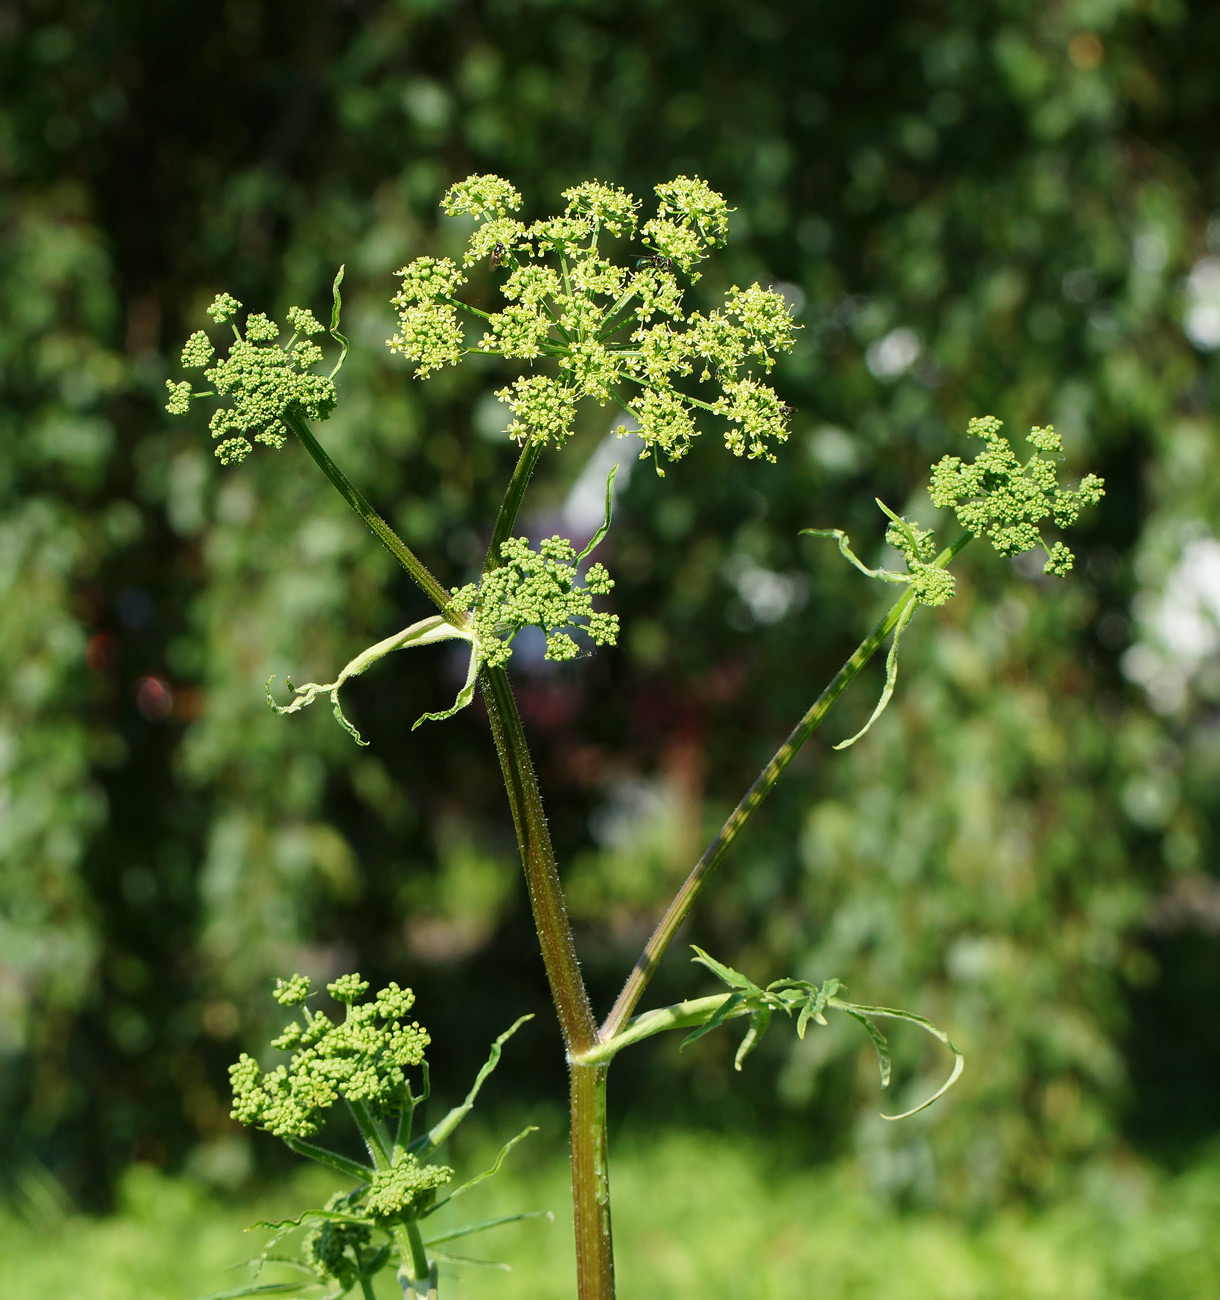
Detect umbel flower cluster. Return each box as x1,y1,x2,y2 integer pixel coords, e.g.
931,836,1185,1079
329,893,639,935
388,173,797,468
165,292,340,465
229,973,432,1139
930,416,1105,575
452,535,619,666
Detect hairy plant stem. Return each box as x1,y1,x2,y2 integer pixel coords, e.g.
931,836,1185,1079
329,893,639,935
284,417,614,1298
600,531,973,1040
484,439,543,574
480,665,614,1300
284,411,457,619
478,436,615,1300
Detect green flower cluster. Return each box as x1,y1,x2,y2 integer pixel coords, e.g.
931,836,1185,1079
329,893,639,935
451,536,619,665
303,1192,372,1287
388,174,796,468
883,512,956,607
164,292,338,465
929,417,1106,575
365,1157,452,1221
229,974,429,1138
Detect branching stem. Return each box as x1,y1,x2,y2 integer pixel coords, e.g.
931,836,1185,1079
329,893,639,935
600,531,972,1040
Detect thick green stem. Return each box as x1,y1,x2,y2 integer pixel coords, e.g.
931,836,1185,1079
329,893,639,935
284,411,457,618
600,532,972,1040
570,1063,615,1299
402,1220,432,1286
480,665,613,1300
481,667,596,1053
483,439,543,573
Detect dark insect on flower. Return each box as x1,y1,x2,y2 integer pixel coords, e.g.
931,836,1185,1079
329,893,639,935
780,404,796,417
634,254,674,273
490,242,507,270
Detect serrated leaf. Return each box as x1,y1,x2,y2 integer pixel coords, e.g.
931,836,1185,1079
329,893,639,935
690,945,760,992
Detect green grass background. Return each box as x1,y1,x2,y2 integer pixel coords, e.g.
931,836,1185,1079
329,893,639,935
6,1126,1220,1300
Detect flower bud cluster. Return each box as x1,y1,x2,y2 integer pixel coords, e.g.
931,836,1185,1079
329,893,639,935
388,173,796,469
229,974,429,1138
165,294,337,464
929,417,1105,576
883,516,956,607
450,535,619,666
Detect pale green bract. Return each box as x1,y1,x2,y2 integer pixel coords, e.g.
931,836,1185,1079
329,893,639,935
388,173,797,469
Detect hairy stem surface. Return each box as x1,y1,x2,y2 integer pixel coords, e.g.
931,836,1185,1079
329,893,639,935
285,412,456,617
480,666,613,1300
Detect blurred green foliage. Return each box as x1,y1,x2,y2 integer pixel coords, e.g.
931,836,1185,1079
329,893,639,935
3,0,1220,1212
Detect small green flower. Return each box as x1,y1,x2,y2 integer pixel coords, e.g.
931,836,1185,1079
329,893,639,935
303,1193,371,1285
180,330,214,368
207,292,242,324
274,974,312,1006
365,1156,453,1222
164,380,192,415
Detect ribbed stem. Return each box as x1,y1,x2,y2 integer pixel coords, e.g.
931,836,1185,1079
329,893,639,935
480,665,613,1300
480,666,596,1053
284,412,456,618
570,1063,615,1300
600,532,972,1040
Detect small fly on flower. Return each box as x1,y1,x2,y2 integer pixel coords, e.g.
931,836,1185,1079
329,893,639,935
490,241,507,270
634,254,674,273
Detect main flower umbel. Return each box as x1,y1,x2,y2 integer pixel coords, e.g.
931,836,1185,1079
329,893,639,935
388,174,797,469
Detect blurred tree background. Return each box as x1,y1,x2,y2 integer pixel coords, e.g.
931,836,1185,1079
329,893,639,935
2,0,1219,1218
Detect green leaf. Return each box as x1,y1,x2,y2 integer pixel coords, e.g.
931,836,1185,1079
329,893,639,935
193,1283,334,1300
831,998,965,1120
425,1125,539,1214
250,1209,373,1233
328,265,349,379
423,1209,553,1248
576,462,618,562
841,1010,892,1089
412,640,479,730
414,1015,534,1155
733,1005,772,1071
801,525,906,584
689,945,760,992
834,597,915,750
